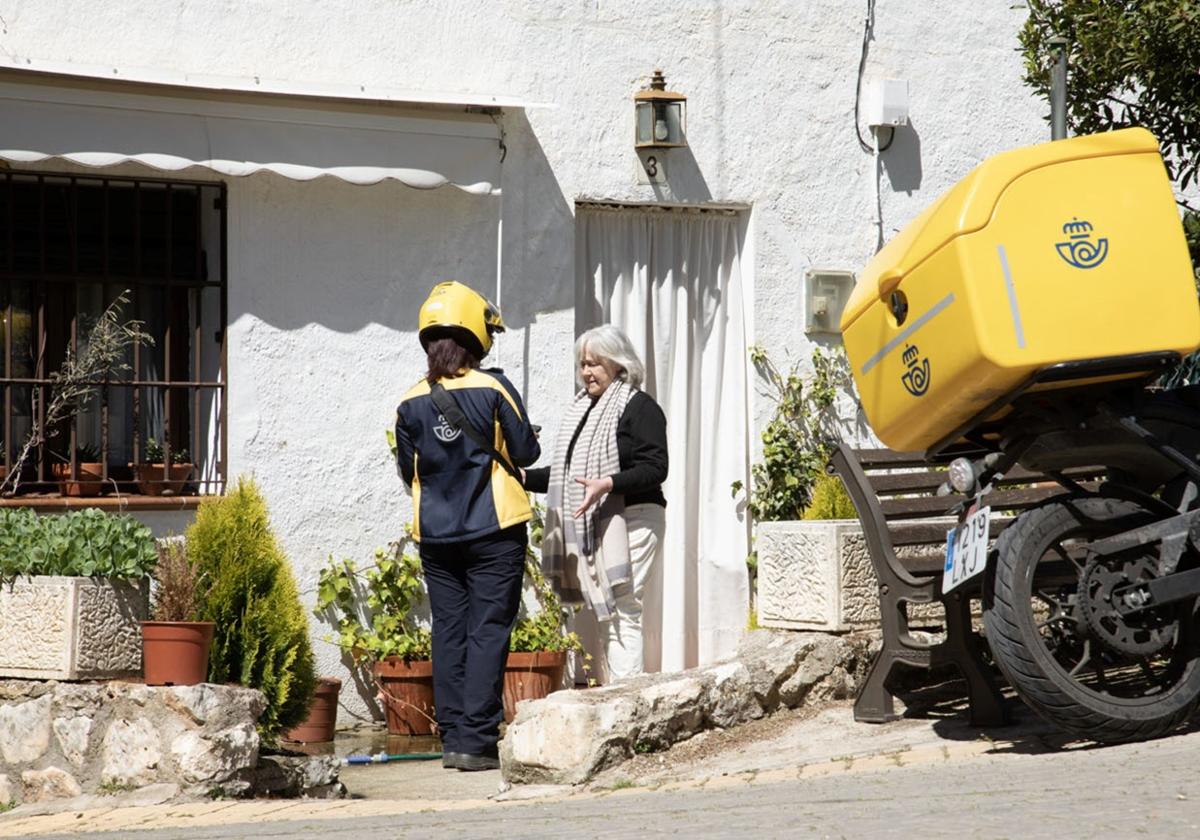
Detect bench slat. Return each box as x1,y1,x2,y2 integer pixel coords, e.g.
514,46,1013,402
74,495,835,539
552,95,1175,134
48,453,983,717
864,465,1106,496
880,483,1099,520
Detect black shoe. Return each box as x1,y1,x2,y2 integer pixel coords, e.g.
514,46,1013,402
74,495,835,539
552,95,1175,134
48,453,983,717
442,751,466,769
455,753,500,772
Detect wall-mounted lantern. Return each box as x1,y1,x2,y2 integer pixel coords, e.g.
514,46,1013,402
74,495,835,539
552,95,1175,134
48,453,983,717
634,70,687,149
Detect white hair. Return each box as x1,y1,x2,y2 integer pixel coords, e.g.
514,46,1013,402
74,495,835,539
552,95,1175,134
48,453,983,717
575,324,645,389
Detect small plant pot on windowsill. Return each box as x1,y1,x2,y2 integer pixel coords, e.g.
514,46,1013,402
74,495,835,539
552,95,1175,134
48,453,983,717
52,463,106,497
503,650,567,722
281,676,343,744
133,463,195,496
141,620,214,686
373,657,436,736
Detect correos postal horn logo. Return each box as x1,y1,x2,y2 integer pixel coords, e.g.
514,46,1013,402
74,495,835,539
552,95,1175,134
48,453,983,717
900,343,931,397
433,414,462,443
1056,218,1108,269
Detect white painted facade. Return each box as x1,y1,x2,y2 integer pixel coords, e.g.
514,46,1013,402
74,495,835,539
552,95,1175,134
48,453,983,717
1,1,1048,718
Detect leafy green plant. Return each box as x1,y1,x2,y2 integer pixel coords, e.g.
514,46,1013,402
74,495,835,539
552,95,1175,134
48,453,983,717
72,443,102,464
510,500,585,656
733,345,848,522
0,507,157,580
143,438,191,465
188,477,316,741
802,473,858,521
315,536,432,663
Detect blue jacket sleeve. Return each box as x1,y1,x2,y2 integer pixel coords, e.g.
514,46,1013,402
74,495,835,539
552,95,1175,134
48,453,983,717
395,404,416,487
492,373,541,467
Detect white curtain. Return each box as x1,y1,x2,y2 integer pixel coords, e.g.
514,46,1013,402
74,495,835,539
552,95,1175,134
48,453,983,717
575,204,751,675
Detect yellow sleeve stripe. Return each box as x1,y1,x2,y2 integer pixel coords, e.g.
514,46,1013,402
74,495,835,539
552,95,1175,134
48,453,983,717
438,369,523,419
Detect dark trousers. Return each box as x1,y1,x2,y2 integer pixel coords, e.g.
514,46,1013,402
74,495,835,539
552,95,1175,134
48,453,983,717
419,524,526,757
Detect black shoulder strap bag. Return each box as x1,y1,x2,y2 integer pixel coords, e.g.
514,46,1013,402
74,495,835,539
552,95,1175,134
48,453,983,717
429,383,523,483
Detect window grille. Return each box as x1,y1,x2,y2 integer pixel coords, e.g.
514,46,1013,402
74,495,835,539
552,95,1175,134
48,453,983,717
0,171,227,501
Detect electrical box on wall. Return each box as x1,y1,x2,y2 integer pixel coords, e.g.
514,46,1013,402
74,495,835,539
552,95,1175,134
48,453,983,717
804,268,855,335
863,79,909,128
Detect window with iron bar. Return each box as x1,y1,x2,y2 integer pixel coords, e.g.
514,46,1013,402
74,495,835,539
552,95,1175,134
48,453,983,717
0,171,227,505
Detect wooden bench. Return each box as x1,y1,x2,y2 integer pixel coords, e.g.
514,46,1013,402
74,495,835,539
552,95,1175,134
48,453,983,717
828,442,1103,726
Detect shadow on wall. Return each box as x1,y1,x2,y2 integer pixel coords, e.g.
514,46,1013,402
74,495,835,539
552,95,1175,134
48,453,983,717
881,119,923,195
227,109,574,337
651,143,714,204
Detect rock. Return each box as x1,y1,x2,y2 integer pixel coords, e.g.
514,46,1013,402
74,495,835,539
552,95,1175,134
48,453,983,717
166,684,266,730
703,662,764,729
53,715,94,767
0,694,53,764
102,718,163,786
244,754,344,798
0,772,19,806
20,767,82,802
501,692,643,785
172,723,259,784
502,629,874,786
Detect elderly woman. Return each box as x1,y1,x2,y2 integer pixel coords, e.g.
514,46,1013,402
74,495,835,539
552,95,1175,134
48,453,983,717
523,324,668,680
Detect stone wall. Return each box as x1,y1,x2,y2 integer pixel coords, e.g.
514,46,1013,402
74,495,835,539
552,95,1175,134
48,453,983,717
0,680,310,807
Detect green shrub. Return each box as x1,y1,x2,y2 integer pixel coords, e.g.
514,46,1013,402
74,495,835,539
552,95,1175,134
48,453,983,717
802,474,858,521
188,478,316,741
510,501,584,656
0,507,157,580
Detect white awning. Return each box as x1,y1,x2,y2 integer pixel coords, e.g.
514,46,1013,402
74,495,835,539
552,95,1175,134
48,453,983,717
0,73,505,195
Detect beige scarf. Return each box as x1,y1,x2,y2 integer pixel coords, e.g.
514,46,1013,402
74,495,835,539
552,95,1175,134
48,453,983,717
541,380,634,621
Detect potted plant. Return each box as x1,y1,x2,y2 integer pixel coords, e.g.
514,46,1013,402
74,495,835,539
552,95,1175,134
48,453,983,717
504,504,584,721
52,444,106,497
734,345,869,632
0,507,155,679
134,438,195,496
281,676,343,744
314,536,435,737
141,540,214,686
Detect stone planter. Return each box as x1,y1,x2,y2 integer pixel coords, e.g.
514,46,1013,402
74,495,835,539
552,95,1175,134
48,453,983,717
0,576,149,680
756,520,879,632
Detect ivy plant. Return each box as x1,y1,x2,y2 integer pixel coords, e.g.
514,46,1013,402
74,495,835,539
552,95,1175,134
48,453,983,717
315,533,433,663
733,344,849,523
0,507,158,580
510,502,585,657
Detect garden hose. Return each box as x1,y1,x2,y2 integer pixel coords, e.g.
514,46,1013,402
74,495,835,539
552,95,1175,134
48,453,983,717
340,751,443,766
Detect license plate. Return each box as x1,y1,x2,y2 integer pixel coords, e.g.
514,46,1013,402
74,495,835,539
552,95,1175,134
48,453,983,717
943,505,991,593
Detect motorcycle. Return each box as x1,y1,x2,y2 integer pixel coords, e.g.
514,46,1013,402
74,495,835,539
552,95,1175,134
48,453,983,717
840,127,1200,742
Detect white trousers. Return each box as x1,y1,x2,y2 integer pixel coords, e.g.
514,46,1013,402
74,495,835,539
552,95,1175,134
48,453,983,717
598,503,665,681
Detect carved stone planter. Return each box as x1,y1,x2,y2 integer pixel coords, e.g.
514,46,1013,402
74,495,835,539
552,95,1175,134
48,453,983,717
756,520,880,632
0,576,149,679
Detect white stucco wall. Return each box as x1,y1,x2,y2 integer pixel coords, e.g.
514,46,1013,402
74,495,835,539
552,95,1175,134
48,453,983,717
1,1,1049,717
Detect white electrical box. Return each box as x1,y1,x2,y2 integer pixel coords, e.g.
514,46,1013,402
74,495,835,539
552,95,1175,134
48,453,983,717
863,79,909,128
804,268,855,335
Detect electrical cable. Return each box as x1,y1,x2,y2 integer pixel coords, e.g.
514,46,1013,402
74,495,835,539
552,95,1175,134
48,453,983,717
854,0,894,154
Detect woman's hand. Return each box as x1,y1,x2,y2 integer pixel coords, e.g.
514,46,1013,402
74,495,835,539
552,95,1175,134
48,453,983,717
573,475,614,518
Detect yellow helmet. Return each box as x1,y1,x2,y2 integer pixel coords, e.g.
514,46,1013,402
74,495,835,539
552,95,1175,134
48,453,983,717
418,281,506,357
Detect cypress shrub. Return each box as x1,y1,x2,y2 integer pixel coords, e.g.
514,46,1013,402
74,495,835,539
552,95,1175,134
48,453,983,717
187,477,316,740
802,473,858,521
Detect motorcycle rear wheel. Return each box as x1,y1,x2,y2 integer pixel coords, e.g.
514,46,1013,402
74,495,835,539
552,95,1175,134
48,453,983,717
985,496,1200,743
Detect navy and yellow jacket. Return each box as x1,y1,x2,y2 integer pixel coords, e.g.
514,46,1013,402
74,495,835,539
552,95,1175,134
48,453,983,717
395,368,540,544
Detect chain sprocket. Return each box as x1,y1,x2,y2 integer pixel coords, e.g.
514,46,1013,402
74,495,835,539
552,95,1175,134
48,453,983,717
1078,553,1176,658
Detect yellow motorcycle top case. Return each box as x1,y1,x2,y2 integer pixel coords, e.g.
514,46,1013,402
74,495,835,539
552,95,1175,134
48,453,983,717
840,128,1200,453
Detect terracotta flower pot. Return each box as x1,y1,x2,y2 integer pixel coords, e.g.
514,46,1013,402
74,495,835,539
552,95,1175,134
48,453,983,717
52,462,106,496
133,462,195,496
141,621,214,686
503,650,567,722
373,657,436,736
282,676,342,743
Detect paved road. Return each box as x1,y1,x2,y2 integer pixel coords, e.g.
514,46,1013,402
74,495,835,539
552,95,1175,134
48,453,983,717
19,725,1200,839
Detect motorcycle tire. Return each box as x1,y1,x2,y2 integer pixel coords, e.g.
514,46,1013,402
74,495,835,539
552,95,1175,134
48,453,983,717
985,496,1200,743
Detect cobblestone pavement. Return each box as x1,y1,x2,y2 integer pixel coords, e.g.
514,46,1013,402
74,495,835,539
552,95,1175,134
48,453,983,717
8,717,1200,839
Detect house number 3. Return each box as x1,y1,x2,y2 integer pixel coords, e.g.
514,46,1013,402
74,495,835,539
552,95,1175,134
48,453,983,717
644,155,659,177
